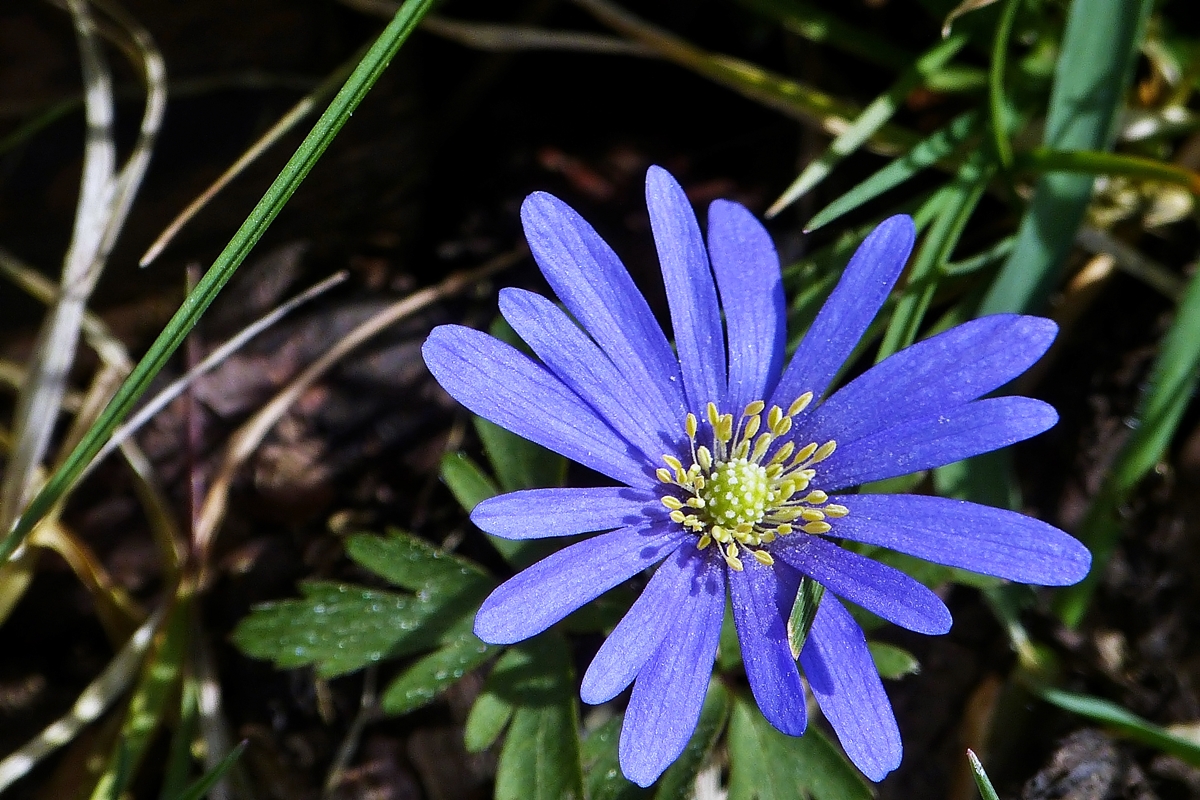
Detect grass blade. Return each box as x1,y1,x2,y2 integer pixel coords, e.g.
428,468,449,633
1018,148,1200,192
804,109,979,231
1,0,436,562
768,33,968,217
987,0,1021,170
967,750,1001,800
1038,687,1200,766
979,0,1154,314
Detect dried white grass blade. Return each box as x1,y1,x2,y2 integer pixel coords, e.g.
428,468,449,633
0,606,165,791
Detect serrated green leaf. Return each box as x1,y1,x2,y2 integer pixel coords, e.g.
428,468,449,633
728,696,871,800
868,642,921,679
655,682,731,800
464,677,516,753
494,635,584,800
345,529,491,595
440,451,498,512
232,582,438,677
380,633,493,716
787,577,825,658
582,717,649,800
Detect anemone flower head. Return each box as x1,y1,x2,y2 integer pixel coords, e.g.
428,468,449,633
422,166,1091,787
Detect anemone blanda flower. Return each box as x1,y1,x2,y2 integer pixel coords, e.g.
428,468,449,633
422,166,1090,787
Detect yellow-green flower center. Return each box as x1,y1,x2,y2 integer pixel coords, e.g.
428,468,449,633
657,395,847,572
702,458,771,529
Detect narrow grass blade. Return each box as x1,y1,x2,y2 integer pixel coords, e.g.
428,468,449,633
1056,266,1200,625
163,742,247,800
2,0,436,562
980,0,1154,314
877,150,995,361
987,0,1021,170
967,750,1001,800
1019,148,1200,193
768,33,968,217
805,110,979,231
1038,687,1200,766
571,0,918,153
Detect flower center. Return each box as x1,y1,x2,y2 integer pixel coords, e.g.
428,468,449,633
657,395,847,572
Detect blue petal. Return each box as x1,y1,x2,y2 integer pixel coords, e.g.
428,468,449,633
804,315,1058,447
619,549,724,787
707,199,786,411
830,494,1091,586
728,559,807,735
500,288,676,461
423,325,652,488
773,536,952,635
816,397,1059,491
800,595,901,782
474,522,686,645
770,215,915,412
580,545,707,704
646,166,726,412
471,487,654,540
522,192,687,424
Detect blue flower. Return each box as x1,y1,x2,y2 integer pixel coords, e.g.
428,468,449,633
422,166,1090,787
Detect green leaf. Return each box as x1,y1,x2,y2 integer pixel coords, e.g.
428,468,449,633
770,33,969,216
380,633,493,715
464,675,516,753
581,717,649,800
1037,687,1200,766
654,682,731,800
868,642,921,679
345,529,491,595
728,695,871,800
987,0,1022,171
716,604,743,673
804,110,980,232
1,0,437,561
967,750,1001,800
494,635,585,800
980,0,1154,314
1057,267,1200,625
440,451,498,512
475,417,567,493
232,582,439,677
787,577,825,658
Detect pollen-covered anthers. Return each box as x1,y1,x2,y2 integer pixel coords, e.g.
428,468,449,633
657,395,846,572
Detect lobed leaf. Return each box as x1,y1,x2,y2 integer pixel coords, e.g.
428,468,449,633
380,633,493,716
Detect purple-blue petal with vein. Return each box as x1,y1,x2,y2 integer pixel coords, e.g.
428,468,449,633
471,487,655,540
829,494,1091,585
770,215,915,412
728,558,807,735
816,397,1059,492
800,595,901,782
646,165,726,412
499,288,675,461
619,548,724,787
522,192,687,424
805,315,1057,447
580,544,706,704
708,199,786,411
474,522,686,645
423,326,651,488
773,535,952,634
